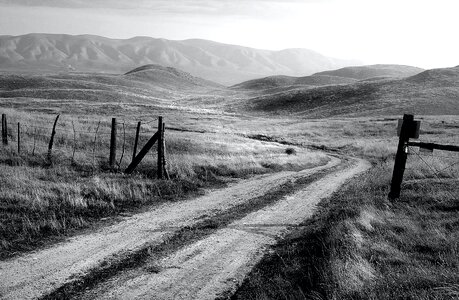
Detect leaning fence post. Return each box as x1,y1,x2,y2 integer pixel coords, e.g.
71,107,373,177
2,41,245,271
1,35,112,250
125,131,159,174
2,113,8,145
388,114,414,199
132,121,141,163
47,114,60,163
109,118,117,169
157,116,163,179
17,122,20,154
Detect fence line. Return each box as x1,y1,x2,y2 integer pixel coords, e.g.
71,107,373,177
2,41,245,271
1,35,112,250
0,113,168,176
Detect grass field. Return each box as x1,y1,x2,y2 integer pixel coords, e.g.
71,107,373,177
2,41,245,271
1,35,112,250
233,117,459,300
0,106,327,259
1,69,458,298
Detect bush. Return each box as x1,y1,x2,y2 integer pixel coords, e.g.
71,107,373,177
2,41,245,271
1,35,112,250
285,147,297,155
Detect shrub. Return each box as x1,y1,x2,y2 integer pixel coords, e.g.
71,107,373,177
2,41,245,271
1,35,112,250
285,147,297,155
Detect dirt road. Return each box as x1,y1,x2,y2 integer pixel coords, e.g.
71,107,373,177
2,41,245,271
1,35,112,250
85,157,370,300
0,155,356,300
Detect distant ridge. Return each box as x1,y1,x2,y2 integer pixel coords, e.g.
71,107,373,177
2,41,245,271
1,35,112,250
0,33,361,85
232,64,424,90
314,64,424,80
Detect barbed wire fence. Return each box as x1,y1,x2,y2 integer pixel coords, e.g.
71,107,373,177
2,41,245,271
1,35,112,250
1,113,164,176
404,146,459,200
406,147,459,178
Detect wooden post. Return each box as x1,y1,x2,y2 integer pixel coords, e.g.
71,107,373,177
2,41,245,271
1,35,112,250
389,114,414,199
71,121,76,162
47,114,60,162
2,113,8,145
157,117,163,179
92,121,101,169
132,121,141,163
109,118,117,169
32,128,37,156
118,122,126,168
17,122,20,154
162,122,170,180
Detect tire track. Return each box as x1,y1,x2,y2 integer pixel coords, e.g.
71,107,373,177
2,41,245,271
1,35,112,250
79,158,371,300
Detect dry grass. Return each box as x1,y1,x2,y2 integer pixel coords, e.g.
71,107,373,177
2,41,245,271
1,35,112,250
0,108,326,259
233,117,459,300
1,71,458,298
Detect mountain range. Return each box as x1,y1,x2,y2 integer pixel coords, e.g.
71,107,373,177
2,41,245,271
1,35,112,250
0,33,360,85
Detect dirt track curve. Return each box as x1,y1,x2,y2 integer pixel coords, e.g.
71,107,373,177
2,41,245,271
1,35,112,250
0,155,370,300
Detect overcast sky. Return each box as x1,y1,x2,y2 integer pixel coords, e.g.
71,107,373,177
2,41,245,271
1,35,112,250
0,0,457,69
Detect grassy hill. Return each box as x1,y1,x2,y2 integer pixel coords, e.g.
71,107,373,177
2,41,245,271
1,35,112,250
232,74,357,90
0,65,230,117
124,64,223,89
230,64,422,92
2,64,457,119
244,66,459,117
314,64,424,80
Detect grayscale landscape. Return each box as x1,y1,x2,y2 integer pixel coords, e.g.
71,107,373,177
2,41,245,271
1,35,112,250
0,1,458,299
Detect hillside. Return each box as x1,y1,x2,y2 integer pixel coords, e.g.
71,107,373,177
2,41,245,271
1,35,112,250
124,64,222,89
314,64,424,80
0,64,230,116
232,74,357,90
243,66,459,117
0,33,360,85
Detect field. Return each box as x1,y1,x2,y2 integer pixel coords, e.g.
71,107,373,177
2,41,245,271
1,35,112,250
233,117,459,300
0,66,458,298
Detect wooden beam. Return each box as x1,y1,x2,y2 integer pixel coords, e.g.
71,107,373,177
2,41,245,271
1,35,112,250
125,131,159,174
408,141,459,153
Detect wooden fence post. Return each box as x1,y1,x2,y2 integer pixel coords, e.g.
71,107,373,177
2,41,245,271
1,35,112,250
17,122,20,154
109,118,117,169
162,122,170,180
132,121,141,163
2,113,8,145
388,114,414,199
157,116,163,179
47,114,60,162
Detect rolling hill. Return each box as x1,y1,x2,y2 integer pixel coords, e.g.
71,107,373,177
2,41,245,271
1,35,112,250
243,66,459,117
232,74,357,90
231,64,422,91
313,64,424,80
0,63,231,117
0,33,360,85
124,64,223,89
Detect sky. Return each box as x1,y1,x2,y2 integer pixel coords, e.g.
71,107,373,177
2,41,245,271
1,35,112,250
0,0,458,69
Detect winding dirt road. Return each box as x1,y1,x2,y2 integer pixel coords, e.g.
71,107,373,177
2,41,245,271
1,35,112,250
0,155,370,300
